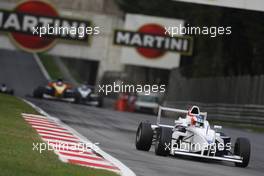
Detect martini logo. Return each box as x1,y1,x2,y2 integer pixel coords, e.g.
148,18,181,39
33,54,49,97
0,0,94,52
114,24,193,58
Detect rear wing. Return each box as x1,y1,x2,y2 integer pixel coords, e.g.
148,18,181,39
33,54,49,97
157,106,207,126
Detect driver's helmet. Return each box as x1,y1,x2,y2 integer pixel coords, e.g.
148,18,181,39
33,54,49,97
56,78,63,86
80,84,88,90
188,106,204,126
189,106,200,115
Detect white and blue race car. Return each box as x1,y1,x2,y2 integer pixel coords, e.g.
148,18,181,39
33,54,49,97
135,106,250,167
74,84,103,107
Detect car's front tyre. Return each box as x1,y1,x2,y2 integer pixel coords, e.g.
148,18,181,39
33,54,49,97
234,137,250,167
33,86,45,98
155,127,172,156
135,122,153,151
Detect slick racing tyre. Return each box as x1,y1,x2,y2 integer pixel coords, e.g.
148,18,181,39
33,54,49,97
33,86,45,98
74,92,81,104
135,122,153,151
155,127,172,156
234,137,250,167
97,97,103,107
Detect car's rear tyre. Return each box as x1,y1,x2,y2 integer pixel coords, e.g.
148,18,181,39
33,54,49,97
155,127,172,156
74,92,81,104
135,122,153,151
97,97,103,107
33,87,45,98
234,137,250,167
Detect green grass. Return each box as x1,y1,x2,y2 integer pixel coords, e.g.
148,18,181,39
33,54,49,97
38,53,64,80
0,94,118,176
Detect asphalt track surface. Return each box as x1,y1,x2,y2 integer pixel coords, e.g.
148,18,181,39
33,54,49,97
0,49,47,96
1,49,264,176
27,98,264,176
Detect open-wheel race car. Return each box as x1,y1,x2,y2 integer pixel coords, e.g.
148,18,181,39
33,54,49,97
135,106,250,167
0,84,14,95
74,84,103,107
33,79,75,102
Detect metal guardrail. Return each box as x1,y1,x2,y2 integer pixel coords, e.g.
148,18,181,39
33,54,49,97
164,101,264,126
167,72,264,105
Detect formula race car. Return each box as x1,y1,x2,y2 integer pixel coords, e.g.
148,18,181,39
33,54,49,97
0,84,14,95
74,84,103,107
135,106,250,167
33,79,75,102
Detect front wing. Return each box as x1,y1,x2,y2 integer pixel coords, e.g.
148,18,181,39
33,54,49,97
43,94,75,102
171,149,243,163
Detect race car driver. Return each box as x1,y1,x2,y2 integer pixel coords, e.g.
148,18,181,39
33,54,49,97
186,106,205,127
174,106,204,134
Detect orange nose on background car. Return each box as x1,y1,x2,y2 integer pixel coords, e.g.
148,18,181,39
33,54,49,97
52,83,67,96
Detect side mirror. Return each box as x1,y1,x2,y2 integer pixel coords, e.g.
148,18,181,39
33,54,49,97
214,125,222,129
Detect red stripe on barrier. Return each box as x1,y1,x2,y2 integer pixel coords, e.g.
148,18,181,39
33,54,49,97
68,159,119,170
48,143,94,155
40,134,78,141
25,119,57,126
35,128,72,135
22,113,120,172
38,131,77,139
41,136,80,143
59,151,103,161
31,124,67,131
30,123,63,129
